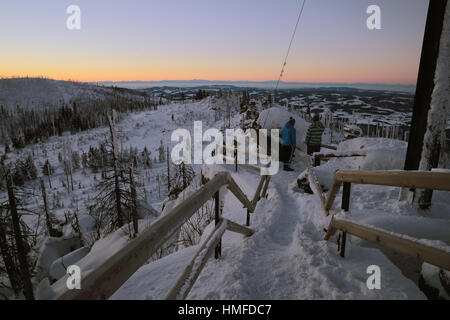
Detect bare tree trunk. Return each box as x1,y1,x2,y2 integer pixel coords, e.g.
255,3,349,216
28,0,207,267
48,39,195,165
129,167,138,237
108,110,123,227
157,174,161,199
46,172,52,189
70,169,74,192
167,147,171,193
0,207,21,296
40,178,57,237
6,174,34,300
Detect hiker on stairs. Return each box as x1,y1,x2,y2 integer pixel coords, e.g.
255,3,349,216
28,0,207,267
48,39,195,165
305,114,325,155
281,117,296,171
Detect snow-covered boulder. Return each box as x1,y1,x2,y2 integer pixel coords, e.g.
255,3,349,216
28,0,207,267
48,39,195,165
257,107,308,151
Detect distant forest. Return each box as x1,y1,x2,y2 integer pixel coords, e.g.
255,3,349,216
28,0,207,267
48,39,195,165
0,92,156,149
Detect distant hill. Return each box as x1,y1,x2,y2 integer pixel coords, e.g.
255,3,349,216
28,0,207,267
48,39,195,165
0,78,149,111
0,78,155,146
96,80,416,93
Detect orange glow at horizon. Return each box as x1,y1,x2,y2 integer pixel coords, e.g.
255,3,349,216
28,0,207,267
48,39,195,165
0,54,419,85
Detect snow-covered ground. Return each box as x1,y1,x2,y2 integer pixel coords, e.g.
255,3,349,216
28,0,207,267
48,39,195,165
112,138,448,300
1,90,448,300
112,156,428,299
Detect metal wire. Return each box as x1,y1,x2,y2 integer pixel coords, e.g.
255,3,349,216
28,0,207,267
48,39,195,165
275,0,307,92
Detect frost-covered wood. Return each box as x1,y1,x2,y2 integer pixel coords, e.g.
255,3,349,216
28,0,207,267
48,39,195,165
418,2,450,207
325,170,450,212
165,219,228,300
166,218,254,300
325,217,450,271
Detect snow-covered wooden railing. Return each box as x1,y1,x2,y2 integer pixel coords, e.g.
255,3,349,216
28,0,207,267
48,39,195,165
51,171,269,300
312,151,366,167
299,154,327,213
320,144,337,151
325,217,450,271
165,218,254,300
217,143,271,174
325,170,450,215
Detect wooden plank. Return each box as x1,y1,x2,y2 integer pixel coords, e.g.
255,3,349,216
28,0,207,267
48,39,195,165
302,155,327,213
324,217,337,241
261,176,271,199
315,152,366,159
250,175,268,209
227,179,253,211
224,218,255,237
321,144,337,151
324,177,343,212
165,220,228,300
330,218,450,271
219,144,271,160
335,170,450,191
341,182,351,212
222,155,262,173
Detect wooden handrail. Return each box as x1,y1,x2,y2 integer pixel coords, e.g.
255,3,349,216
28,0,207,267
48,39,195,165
334,170,450,190
165,219,228,300
218,144,271,160
314,152,366,159
325,170,450,213
325,217,450,271
321,144,337,151
222,155,262,173
50,171,269,300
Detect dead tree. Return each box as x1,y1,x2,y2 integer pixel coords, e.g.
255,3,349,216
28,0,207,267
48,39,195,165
0,206,21,296
129,167,138,237
6,173,34,300
107,110,124,227
167,147,171,193
40,178,57,237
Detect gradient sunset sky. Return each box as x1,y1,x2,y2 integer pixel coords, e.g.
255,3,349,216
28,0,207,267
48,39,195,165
0,0,429,84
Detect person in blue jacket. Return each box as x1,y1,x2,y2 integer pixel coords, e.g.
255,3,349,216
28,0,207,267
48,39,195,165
281,117,296,171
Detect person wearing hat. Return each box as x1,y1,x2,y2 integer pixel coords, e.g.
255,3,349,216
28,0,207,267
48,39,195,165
305,114,325,155
281,117,296,171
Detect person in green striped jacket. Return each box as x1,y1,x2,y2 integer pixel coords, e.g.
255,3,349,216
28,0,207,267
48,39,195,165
305,114,325,155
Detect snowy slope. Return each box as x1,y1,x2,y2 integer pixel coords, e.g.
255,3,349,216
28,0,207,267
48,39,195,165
0,78,147,111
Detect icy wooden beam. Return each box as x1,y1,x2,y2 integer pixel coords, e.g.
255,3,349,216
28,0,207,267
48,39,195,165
334,170,450,190
325,217,450,271
325,170,450,213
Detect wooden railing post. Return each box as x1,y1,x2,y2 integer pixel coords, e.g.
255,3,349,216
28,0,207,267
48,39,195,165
342,182,351,212
314,154,320,167
234,140,238,172
214,191,222,259
339,231,347,258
